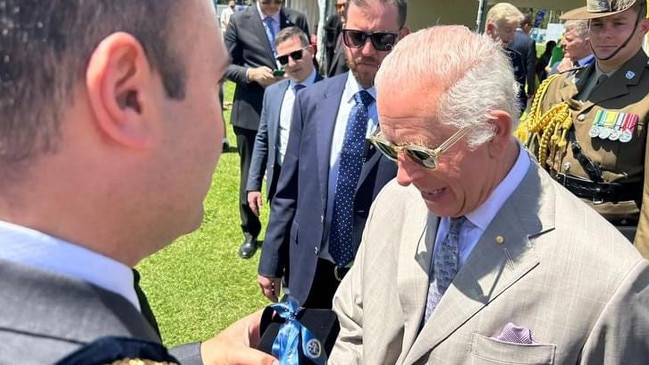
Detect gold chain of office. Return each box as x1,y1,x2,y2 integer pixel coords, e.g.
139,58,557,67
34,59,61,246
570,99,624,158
515,74,571,169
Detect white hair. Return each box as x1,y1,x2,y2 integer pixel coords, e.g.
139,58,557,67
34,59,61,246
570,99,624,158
375,25,520,148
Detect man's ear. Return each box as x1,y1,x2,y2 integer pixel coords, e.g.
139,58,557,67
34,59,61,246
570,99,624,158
85,32,155,150
487,110,513,157
486,23,496,38
398,26,410,40
638,17,649,36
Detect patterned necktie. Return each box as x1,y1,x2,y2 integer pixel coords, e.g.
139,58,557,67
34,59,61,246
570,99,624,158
424,216,466,323
264,17,277,56
329,90,374,268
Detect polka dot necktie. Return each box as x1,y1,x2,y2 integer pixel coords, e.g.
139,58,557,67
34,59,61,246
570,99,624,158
329,90,374,268
424,216,466,323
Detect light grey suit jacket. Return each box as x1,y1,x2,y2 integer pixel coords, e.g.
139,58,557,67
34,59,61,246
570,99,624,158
0,259,202,364
330,161,649,364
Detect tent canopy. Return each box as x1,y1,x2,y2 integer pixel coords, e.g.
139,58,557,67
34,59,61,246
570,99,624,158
489,0,584,12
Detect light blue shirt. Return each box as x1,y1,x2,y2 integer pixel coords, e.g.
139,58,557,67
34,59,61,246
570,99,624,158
434,144,531,268
277,69,318,164
322,72,379,261
576,54,595,67
0,220,140,311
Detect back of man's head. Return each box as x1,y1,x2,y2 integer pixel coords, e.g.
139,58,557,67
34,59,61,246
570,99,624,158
0,1,185,177
520,12,534,32
486,3,524,28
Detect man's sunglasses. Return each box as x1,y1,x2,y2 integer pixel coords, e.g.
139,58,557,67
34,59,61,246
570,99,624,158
276,46,309,66
369,126,474,170
342,29,399,52
260,0,282,4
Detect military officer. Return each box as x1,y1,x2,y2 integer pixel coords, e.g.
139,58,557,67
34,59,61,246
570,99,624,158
518,0,649,258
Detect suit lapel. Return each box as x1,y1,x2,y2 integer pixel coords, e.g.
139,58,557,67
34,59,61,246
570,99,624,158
316,76,347,206
403,162,556,364
397,211,439,359
268,81,290,165
248,7,276,62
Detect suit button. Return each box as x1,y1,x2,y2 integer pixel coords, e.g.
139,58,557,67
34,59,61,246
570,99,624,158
314,246,319,255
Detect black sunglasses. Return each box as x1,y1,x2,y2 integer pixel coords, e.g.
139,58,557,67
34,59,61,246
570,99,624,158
260,0,282,4
275,46,308,66
342,29,399,52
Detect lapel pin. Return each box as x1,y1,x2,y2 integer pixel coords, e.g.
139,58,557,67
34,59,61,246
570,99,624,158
626,70,635,80
496,236,505,245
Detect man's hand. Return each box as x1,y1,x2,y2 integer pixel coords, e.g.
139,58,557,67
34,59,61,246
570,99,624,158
200,309,278,365
258,275,282,303
247,66,283,87
247,191,263,216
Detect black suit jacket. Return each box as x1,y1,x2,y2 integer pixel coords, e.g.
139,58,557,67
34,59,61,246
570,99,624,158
327,33,349,78
258,73,397,305
509,30,536,96
224,6,310,131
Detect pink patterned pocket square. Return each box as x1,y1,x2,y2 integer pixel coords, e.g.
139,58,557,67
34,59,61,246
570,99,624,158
492,322,537,345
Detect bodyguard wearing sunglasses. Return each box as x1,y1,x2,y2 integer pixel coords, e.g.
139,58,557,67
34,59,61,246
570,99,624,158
258,0,408,309
330,25,649,364
223,0,309,259
246,26,323,220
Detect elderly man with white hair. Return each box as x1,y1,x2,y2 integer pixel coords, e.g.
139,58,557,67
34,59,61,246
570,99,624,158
329,24,649,364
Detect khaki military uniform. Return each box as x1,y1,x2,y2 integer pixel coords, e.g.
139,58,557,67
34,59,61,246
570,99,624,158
524,49,649,258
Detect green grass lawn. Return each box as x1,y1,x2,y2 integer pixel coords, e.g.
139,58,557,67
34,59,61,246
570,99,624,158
136,81,272,347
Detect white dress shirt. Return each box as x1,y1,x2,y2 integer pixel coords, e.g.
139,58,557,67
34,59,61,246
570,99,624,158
277,69,318,164
0,220,140,311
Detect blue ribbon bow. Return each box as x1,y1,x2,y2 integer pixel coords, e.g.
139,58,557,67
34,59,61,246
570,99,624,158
270,297,327,365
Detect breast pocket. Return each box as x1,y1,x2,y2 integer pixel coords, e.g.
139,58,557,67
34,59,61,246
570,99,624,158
469,333,556,365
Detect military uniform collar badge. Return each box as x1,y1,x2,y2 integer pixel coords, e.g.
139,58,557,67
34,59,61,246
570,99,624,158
626,70,636,80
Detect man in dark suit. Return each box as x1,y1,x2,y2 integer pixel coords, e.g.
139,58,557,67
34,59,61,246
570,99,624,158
224,0,310,259
509,11,536,102
247,27,322,216
324,0,350,77
486,3,528,113
0,1,275,364
257,0,409,309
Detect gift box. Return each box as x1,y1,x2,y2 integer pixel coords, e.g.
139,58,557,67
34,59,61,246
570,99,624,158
257,298,340,365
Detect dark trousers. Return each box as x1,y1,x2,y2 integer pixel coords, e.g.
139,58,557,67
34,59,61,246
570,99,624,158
302,259,349,309
234,126,261,238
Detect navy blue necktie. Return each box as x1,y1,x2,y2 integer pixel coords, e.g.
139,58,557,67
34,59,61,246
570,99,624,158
329,90,374,268
293,84,305,93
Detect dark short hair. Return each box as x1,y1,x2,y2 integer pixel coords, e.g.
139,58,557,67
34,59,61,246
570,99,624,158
521,12,533,27
275,26,310,48
344,0,408,29
0,1,186,169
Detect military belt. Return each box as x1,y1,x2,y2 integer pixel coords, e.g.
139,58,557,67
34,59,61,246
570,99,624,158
554,173,642,204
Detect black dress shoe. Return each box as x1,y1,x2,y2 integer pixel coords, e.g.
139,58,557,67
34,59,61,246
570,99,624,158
238,235,258,259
